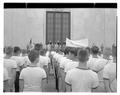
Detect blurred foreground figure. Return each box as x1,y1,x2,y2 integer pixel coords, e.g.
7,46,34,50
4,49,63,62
65,48,99,92
19,50,47,92
11,46,24,92
103,45,117,92
4,46,17,92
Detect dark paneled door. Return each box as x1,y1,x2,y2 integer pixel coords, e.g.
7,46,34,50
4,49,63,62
46,11,70,45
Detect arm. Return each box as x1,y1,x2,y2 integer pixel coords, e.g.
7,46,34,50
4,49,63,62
65,71,72,92
41,78,47,92
10,68,16,91
103,78,111,92
91,73,99,92
103,65,111,92
12,68,16,82
4,80,10,92
19,79,24,92
41,69,47,92
43,65,48,83
65,82,72,92
92,86,98,92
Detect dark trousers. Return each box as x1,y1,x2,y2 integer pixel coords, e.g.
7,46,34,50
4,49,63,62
15,71,20,92
54,65,59,91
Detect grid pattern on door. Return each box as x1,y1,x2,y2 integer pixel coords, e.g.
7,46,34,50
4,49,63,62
46,11,70,44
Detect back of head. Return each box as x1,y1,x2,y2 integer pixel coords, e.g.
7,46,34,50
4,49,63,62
5,46,13,55
91,46,99,55
69,47,78,56
14,46,21,54
28,50,39,63
77,48,89,63
34,43,43,51
64,47,71,55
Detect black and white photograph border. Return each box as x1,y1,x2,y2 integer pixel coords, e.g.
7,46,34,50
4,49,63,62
0,0,120,95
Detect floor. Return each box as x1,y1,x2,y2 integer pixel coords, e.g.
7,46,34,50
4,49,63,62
45,66,57,92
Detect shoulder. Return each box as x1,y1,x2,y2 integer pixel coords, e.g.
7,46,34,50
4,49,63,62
5,58,17,65
21,67,29,72
67,68,78,74
89,70,98,76
36,67,45,71
98,58,107,63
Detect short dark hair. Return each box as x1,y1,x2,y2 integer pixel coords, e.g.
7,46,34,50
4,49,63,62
64,47,71,55
78,48,89,62
69,47,78,56
34,43,43,51
5,46,13,55
14,46,21,53
28,50,39,63
91,46,99,55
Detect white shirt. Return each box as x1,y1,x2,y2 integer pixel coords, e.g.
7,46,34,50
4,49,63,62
59,57,72,70
4,59,17,79
4,68,9,81
19,67,46,92
23,56,31,67
11,56,25,71
87,58,108,82
45,51,50,57
53,53,63,62
37,55,50,68
64,61,79,73
65,68,99,92
103,62,117,92
87,58,107,72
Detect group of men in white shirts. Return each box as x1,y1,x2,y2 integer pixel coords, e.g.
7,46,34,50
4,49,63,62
50,45,117,92
4,44,50,92
3,43,117,92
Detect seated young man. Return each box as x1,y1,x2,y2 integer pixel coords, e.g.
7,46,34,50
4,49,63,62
11,46,25,92
4,46,17,92
103,45,117,92
65,48,99,92
19,50,47,92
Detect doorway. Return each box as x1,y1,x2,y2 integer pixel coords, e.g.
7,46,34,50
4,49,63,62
46,11,71,45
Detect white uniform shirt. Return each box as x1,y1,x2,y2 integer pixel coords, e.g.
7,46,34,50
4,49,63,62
11,56,25,71
23,56,31,67
87,58,108,81
19,67,46,92
59,57,72,70
64,61,79,73
4,59,17,79
37,55,50,68
103,62,117,92
4,68,9,81
45,51,50,57
65,68,99,92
